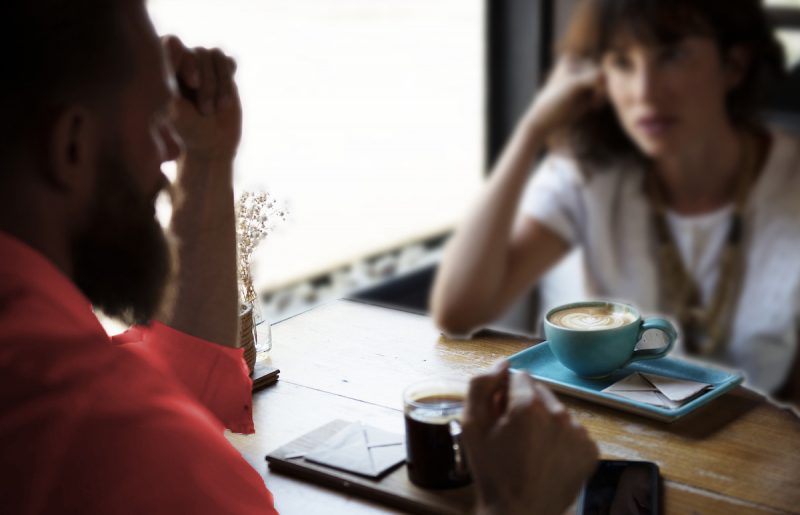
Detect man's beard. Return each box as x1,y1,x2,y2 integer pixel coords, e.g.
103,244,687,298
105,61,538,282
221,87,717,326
72,152,174,326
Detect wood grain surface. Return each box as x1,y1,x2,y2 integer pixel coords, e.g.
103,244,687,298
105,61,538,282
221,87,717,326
225,299,800,514
265,419,475,515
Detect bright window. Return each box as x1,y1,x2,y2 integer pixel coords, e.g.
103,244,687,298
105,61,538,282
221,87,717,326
149,0,485,293
767,0,800,67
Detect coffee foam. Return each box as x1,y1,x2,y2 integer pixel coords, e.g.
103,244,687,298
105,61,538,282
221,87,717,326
407,394,464,424
407,409,463,425
549,305,635,331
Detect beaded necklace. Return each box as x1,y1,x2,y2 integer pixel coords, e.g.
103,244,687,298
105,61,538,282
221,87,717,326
647,134,760,356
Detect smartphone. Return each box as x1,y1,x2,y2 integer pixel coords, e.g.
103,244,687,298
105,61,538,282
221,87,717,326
577,460,661,515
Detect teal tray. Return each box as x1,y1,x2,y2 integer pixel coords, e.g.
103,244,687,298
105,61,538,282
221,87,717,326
508,342,744,422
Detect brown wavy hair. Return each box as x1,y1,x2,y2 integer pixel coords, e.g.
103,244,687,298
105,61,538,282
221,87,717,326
556,0,785,170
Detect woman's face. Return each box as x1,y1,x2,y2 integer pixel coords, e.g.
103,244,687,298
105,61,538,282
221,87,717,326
601,34,738,159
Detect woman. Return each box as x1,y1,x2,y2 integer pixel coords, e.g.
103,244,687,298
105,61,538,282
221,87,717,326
431,0,800,401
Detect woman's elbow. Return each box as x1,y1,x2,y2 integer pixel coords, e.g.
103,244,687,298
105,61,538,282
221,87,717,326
431,303,481,338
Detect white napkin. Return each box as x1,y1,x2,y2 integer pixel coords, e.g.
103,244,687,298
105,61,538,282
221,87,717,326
602,372,712,409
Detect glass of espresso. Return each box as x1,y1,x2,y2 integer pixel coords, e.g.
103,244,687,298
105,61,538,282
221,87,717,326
403,379,471,489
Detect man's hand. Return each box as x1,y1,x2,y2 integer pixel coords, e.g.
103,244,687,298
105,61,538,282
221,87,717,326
163,35,242,164
155,35,241,348
463,364,599,515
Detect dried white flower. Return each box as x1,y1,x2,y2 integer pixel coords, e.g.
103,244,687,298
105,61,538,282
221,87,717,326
235,190,286,305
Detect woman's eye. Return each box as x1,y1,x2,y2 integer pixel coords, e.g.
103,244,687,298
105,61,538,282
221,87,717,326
659,45,686,63
607,54,632,72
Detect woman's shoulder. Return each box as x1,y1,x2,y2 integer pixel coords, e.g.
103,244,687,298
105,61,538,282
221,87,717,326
538,152,583,178
749,127,800,247
537,151,639,186
766,126,800,166
757,126,800,198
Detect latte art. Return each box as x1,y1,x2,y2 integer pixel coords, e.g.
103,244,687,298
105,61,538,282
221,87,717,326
549,306,636,331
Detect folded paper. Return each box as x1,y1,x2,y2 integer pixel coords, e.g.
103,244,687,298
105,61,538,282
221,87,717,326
602,372,712,409
303,422,405,479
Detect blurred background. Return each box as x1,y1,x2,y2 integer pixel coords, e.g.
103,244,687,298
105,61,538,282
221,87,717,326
148,0,800,335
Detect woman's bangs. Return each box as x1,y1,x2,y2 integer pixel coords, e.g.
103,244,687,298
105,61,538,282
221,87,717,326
597,0,713,53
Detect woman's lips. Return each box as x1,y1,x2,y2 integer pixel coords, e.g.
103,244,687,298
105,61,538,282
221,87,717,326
636,115,677,137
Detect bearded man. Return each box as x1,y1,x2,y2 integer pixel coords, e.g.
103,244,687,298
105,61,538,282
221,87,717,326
0,1,278,512
0,2,599,514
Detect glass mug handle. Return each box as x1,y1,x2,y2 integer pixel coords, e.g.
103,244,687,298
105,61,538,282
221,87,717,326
448,419,469,478
625,317,678,366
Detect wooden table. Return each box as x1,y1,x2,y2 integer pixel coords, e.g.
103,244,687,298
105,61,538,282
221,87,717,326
226,300,800,514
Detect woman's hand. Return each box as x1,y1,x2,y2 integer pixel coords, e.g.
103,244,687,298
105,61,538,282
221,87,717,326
524,54,604,137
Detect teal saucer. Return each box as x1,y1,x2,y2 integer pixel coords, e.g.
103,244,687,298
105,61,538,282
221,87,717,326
508,342,744,422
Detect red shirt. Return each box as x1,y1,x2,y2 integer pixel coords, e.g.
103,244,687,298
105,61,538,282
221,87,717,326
0,232,277,514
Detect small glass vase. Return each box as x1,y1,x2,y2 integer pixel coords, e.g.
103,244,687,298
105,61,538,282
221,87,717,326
255,321,272,361
251,301,272,360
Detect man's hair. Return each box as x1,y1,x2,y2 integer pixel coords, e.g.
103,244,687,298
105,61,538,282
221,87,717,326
556,0,785,170
1,1,136,165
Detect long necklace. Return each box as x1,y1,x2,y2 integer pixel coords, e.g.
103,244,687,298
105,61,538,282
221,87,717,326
648,134,758,356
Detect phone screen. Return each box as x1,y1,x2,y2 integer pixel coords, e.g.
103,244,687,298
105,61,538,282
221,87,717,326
577,460,661,515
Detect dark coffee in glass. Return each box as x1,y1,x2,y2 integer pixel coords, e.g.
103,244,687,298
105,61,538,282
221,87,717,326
403,380,471,489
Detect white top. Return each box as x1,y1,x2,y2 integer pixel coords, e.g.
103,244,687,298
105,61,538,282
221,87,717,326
520,128,800,393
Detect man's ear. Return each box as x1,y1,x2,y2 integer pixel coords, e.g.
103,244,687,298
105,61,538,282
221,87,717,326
47,106,98,192
724,45,753,90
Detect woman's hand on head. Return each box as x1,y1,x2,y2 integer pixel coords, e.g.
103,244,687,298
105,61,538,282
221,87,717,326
524,54,604,137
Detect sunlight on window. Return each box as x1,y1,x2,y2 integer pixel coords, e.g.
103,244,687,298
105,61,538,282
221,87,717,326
767,0,800,68
766,0,800,6
149,0,485,292
776,30,800,68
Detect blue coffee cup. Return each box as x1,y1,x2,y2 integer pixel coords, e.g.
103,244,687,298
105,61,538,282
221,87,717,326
544,301,677,378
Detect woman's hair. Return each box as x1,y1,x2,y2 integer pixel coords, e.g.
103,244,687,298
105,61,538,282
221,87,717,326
557,0,785,170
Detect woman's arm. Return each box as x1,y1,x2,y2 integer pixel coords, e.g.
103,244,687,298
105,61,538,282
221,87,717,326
430,56,602,335
775,335,800,411
430,122,569,335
